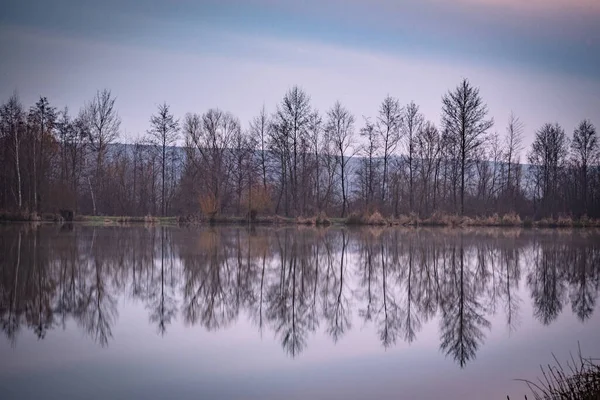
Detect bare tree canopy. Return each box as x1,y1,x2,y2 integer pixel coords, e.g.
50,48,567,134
147,102,179,216
442,79,494,215
0,84,599,221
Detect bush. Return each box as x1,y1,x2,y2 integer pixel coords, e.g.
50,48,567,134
366,211,387,225
316,212,331,226
346,212,364,225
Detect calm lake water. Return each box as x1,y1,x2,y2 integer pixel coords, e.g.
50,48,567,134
0,224,599,399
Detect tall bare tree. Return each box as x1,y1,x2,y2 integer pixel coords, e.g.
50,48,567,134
249,105,271,190
402,101,424,212
85,89,120,215
326,101,355,217
376,96,403,209
0,93,25,210
28,97,57,211
148,102,179,216
570,119,597,216
306,110,323,212
415,121,441,216
442,79,494,215
272,86,311,216
503,112,524,206
528,123,568,217
358,117,380,211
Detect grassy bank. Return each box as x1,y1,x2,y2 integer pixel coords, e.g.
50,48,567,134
80,215,179,225
3,210,599,228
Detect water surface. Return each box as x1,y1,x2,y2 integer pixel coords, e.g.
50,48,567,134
1,225,599,399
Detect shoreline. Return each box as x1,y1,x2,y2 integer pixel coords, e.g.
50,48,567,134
2,211,599,228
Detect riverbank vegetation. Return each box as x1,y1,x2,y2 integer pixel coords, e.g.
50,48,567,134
1,80,598,223
514,347,600,400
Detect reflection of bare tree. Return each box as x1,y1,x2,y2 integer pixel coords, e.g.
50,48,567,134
323,230,352,343
439,240,491,368
266,230,313,356
181,229,237,330
567,243,600,322
1,225,600,364
0,229,23,345
26,230,55,339
76,229,118,347
148,228,177,335
527,238,567,325
357,231,380,323
400,236,422,343
500,241,522,333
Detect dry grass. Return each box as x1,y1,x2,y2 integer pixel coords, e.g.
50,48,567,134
0,211,42,222
515,345,600,400
316,212,332,226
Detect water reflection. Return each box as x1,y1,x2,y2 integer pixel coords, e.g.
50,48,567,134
1,225,599,367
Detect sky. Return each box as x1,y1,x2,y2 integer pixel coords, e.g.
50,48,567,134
1,0,599,150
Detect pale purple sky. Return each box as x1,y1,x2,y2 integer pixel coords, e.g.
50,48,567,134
1,0,599,150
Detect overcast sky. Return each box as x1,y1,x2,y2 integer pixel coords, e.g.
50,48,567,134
1,0,599,149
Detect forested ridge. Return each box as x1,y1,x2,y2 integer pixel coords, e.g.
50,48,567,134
0,79,598,220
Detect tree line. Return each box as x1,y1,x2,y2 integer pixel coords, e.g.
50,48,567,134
0,79,598,219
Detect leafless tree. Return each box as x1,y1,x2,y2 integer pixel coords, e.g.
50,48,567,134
272,86,311,216
376,96,403,209
415,121,441,216
306,110,323,212
528,123,569,217
402,101,424,212
249,105,271,189
358,117,380,211
28,97,57,211
503,112,524,207
0,93,25,210
85,89,120,215
442,79,494,215
571,119,598,216
147,102,179,216
326,101,356,217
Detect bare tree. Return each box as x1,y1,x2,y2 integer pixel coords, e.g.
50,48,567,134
402,101,424,212
272,86,311,216
184,109,239,217
0,93,25,210
249,105,271,189
571,119,597,216
415,121,441,216
147,102,179,216
376,96,403,209
306,110,323,212
326,101,355,217
528,123,568,217
503,112,524,206
358,117,380,211
28,97,57,211
442,79,494,215
85,89,120,215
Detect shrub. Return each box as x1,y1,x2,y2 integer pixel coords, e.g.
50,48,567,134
346,212,364,225
366,211,387,225
316,212,331,226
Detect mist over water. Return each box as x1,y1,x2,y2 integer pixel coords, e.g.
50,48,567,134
1,225,599,399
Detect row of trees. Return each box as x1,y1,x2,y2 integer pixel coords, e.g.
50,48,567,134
1,79,598,218
2,225,598,365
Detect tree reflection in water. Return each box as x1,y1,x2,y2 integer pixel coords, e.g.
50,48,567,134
1,225,599,367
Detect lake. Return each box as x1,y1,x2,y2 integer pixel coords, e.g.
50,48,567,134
0,224,599,399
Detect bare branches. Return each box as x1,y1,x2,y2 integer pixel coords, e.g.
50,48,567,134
442,79,494,215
